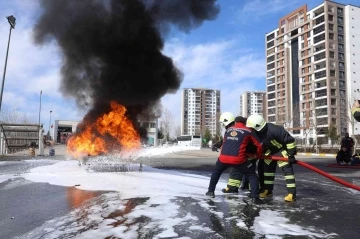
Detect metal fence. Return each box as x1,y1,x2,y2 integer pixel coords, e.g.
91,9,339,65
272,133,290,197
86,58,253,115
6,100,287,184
0,123,44,155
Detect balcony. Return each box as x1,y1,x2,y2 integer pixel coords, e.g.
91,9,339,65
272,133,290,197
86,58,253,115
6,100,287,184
267,55,275,63
314,61,326,71
314,33,325,44
267,78,275,85
316,108,328,116
267,40,275,49
267,85,275,92
267,33,275,42
315,80,327,89
267,63,275,71
314,7,325,17
313,25,325,35
315,89,327,98
314,15,325,26
314,42,325,53
267,70,275,78
314,52,326,62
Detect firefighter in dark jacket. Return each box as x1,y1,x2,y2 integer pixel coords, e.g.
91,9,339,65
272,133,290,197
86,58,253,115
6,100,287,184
352,100,360,122
246,114,297,202
206,112,263,204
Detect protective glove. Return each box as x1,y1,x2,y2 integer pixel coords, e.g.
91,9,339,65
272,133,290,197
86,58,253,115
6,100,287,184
288,155,297,164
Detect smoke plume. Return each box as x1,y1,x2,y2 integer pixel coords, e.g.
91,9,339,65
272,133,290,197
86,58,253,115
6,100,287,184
34,0,219,140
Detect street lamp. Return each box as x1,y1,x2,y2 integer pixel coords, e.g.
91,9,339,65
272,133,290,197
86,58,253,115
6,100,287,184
0,15,16,113
49,110,52,139
38,90,42,125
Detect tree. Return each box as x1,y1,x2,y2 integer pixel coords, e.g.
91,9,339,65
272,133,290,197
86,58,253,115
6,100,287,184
347,95,358,152
326,123,340,149
159,107,173,142
0,107,34,124
174,125,181,138
203,128,211,146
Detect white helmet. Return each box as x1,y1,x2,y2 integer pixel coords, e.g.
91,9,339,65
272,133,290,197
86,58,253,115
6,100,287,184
219,112,235,126
246,114,266,131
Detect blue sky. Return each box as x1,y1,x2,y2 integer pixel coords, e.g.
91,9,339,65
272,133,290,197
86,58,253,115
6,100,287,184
0,0,359,135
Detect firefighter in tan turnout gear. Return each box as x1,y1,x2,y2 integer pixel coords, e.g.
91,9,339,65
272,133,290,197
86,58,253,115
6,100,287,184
246,114,297,202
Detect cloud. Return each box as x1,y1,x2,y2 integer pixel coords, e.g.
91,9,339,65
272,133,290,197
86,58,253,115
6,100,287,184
162,38,265,134
0,1,266,139
0,1,81,130
238,0,300,24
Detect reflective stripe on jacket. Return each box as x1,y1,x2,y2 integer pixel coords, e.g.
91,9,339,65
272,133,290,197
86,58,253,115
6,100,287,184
258,123,296,156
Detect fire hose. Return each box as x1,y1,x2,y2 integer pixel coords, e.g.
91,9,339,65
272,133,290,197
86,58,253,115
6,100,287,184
262,155,360,191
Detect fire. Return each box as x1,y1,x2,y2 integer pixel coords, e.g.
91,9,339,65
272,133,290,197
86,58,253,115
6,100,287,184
67,101,141,158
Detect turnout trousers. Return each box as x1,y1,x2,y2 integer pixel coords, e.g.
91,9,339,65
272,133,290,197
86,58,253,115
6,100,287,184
226,159,264,191
263,151,296,195
208,159,260,198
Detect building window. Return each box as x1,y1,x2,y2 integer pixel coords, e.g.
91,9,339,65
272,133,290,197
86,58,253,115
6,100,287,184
338,17,343,25
337,7,343,15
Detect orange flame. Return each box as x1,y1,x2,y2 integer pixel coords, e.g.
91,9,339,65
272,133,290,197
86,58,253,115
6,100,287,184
67,101,141,158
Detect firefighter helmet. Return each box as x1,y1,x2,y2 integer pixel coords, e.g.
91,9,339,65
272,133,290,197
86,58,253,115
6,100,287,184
246,114,266,131
219,112,235,126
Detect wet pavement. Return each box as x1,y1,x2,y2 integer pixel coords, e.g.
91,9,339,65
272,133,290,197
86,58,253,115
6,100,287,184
0,155,360,238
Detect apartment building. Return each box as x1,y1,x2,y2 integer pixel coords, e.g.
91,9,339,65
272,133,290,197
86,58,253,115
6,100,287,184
265,0,360,143
181,88,221,137
240,91,266,118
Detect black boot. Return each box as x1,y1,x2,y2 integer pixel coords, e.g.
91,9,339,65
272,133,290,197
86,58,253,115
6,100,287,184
206,191,215,198
222,187,238,193
251,198,264,204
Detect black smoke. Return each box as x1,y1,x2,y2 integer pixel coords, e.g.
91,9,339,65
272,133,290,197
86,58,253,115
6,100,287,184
34,0,219,144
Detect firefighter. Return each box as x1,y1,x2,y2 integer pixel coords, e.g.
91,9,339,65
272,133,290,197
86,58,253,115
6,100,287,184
221,116,262,193
352,100,360,122
205,112,263,204
246,114,297,202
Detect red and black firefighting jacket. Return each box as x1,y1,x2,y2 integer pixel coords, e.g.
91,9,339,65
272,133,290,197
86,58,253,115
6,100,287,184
257,123,297,157
219,122,263,164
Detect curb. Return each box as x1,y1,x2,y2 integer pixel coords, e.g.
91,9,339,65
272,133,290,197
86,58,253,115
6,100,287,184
298,153,336,157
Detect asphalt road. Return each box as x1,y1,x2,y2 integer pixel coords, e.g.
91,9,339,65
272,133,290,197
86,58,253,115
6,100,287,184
1,153,360,238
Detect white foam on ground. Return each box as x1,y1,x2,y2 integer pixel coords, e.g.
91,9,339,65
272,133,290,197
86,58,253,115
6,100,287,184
136,145,200,158
18,160,336,238
0,174,18,184
252,210,338,238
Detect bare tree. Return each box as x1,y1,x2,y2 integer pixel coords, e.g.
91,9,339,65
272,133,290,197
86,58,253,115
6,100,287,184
174,125,181,138
159,107,173,142
347,95,359,153
0,107,35,124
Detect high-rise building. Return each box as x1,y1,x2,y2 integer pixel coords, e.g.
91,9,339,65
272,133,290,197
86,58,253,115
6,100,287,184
181,88,221,137
239,91,266,117
265,1,360,143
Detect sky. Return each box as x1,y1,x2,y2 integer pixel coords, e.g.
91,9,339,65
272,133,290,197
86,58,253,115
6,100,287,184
0,0,360,135
0,149,340,238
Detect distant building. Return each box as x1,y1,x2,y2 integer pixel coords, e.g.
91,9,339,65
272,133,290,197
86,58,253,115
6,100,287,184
52,120,80,144
239,91,266,118
181,88,221,137
138,117,159,146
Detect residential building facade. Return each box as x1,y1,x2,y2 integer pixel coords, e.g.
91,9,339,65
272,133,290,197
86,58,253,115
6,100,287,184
265,1,360,144
181,88,221,137
240,91,266,118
